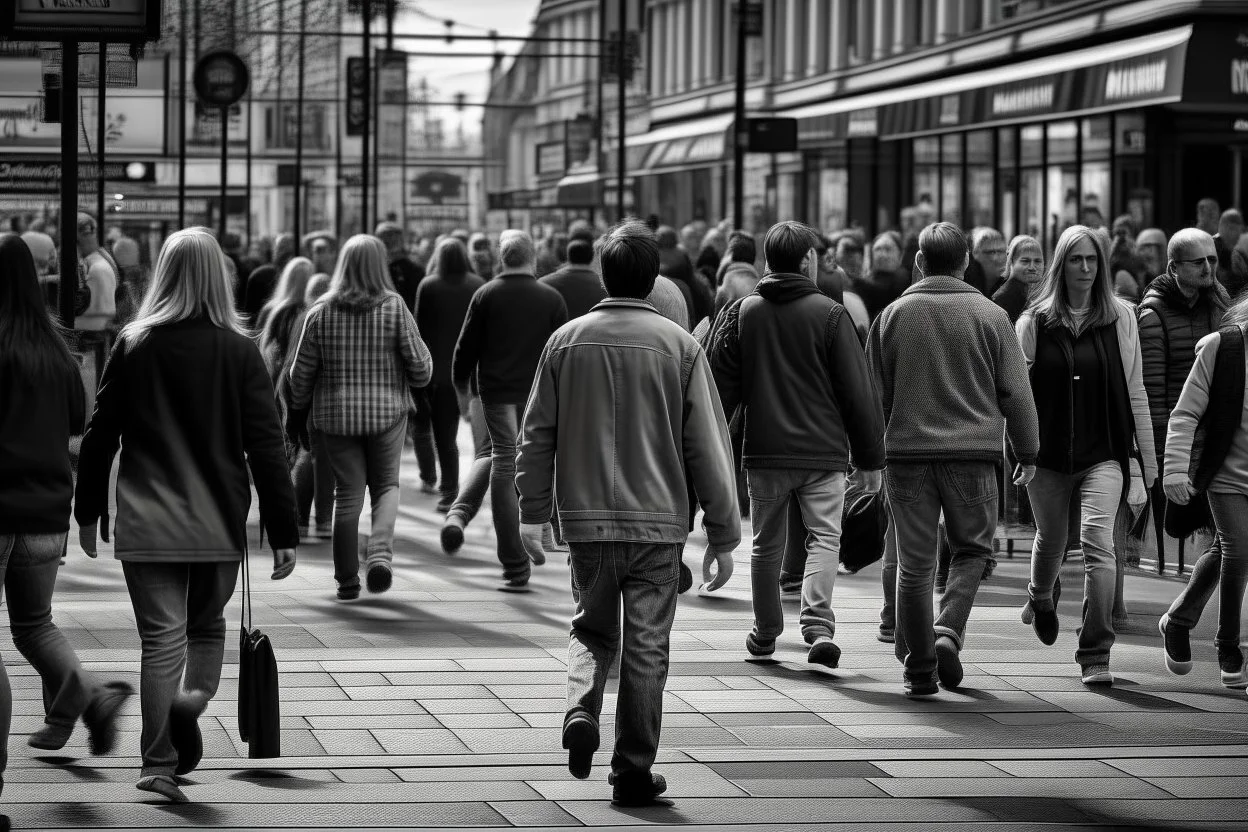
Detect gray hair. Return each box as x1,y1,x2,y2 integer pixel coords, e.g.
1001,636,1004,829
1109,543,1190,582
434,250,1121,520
499,231,536,270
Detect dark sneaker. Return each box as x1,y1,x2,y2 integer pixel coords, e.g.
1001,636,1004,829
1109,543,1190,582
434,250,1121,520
610,771,668,807
1080,663,1113,686
807,639,841,669
779,575,803,595
337,582,361,601
136,774,188,803
84,681,134,755
440,522,464,555
561,715,599,780
169,693,206,775
1219,644,1247,689
435,495,456,514
876,627,895,644
1159,614,1193,675
745,632,775,658
28,721,74,751
904,674,939,697
1030,596,1059,646
498,577,531,593
678,561,693,594
366,562,393,594
934,635,963,689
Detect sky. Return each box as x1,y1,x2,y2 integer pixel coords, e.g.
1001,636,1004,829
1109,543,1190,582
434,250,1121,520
393,0,542,138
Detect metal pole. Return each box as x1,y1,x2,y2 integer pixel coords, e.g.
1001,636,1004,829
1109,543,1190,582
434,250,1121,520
295,0,306,242
615,1,625,220
96,42,106,245
219,105,228,240
362,4,372,234
371,48,380,229
245,90,253,243
59,41,79,328
597,0,605,224
178,0,188,227
733,1,747,231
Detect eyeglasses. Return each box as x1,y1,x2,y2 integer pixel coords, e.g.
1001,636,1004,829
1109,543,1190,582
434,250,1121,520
1175,256,1218,269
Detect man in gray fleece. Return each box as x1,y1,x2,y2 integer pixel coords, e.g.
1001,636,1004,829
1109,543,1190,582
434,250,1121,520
867,222,1040,697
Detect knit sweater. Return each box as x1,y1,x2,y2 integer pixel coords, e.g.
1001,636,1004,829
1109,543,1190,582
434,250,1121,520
1164,327,1248,497
866,275,1039,465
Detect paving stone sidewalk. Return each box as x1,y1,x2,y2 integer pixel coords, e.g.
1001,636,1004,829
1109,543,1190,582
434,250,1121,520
2,428,1245,830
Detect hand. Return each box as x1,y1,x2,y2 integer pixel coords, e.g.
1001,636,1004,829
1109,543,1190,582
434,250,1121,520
79,522,98,558
1013,464,1037,487
271,548,296,580
1127,477,1148,508
1163,475,1196,506
701,544,735,592
519,522,546,565
856,469,882,495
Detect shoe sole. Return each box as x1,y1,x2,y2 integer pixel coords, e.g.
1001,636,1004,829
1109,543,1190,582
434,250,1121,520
28,729,72,751
440,524,464,555
498,583,531,593
876,631,895,644
562,718,599,780
366,565,393,593
1159,615,1194,675
935,639,963,689
808,642,841,669
1081,671,1114,686
904,685,939,697
136,776,189,803
745,636,775,659
337,586,361,601
1221,671,1248,689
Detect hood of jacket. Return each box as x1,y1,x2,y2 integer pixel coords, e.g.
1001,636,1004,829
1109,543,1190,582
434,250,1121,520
1142,273,1229,312
324,289,398,312
754,273,823,304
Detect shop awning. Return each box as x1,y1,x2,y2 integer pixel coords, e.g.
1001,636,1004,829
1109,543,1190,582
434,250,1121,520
627,113,735,171
555,170,605,207
780,24,1194,140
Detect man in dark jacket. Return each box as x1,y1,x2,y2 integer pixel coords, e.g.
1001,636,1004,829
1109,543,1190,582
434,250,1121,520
375,222,425,312
453,231,568,590
1138,227,1228,572
657,225,713,328
516,220,738,806
710,221,885,669
539,239,605,320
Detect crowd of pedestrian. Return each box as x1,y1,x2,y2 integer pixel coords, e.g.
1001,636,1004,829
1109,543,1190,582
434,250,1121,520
2,195,1248,815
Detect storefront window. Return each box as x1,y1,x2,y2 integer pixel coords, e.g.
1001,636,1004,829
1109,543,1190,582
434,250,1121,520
941,133,963,227
1082,117,1111,229
1046,121,1079,244
1020,125,1043,167
966,131,993,229
1115,111,1146,156
1114,111,1151,227
819,168,848,234
1021,167,1044,243
998,127,1018,239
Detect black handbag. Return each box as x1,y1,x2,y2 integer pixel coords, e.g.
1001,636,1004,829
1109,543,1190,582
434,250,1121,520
839,488,888,573
238,546,281,758
1163,493,1213,540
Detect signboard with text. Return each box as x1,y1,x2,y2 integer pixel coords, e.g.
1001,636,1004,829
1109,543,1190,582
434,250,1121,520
3,0,161,41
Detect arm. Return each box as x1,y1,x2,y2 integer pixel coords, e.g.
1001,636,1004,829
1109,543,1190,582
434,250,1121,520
516,339,560,525
451,290,485,393
286,306,321,411
1165,332,1218,485
995,315,1040,465
1014,312,1038,367
683,349,741,552
865,315,892,423
74,340,127,527
241,343,300,550
413,278,433,343
1136,306,1169,454
67,361,86,435
395,298,433,391
1119,306,1158,486
827,307,885,471
706,298,744,421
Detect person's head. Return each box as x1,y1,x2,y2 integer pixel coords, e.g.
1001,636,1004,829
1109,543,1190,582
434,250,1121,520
304,273,331,304
726,231,756,265
970,227,1007,279
324,234,395,306
870,233,902,274
1114,269,1140,302
221,231,243,255
113,236,141,270
1197,198,1221,234
273,233,297,269
596,219,659,299
834,235,865,280
0,233,76,384
701,227,727,259
120,227,245,346
914,222,969,280
20,230,56,277
1218,209,1245,244
303,231,338,275
1136,228,1167,276
763,221,821,282
1029,225,1117,331
373,222,406,258
566,239,594,267
498,230,538,274
468,231,492,255
1166,227,1218,293
269,257,316,311
450,229,471,246
1111,214,1137,242
1003,235,1044,286
567,219,595,244
76,212,99,255
680,223,701,254
431,236,472,277
900,206,920,237
654,225,679,251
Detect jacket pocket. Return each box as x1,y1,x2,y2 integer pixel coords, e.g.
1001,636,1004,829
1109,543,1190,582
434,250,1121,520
943,462,997,507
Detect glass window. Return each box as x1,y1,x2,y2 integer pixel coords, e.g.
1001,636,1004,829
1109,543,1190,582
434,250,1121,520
1047,164,1079,246
1020,125,1043,167
1082,162,1111,229
913,138,939,215
1116,111,1146,156
941,133,963,165
942,167,963,227
966,130,994,229
818,168,849,234
998,126,1017,167
1021,167,1044,242
1047,120,1077,164
967,131,993,166
914,137,940,165
1083,117,1111,161
999,167,1018,240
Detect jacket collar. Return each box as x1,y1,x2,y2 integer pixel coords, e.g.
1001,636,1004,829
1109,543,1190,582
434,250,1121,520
497,268,536,279
590,297,660,313
754,273,822,303
901,275,980,296
1143,273,1229,312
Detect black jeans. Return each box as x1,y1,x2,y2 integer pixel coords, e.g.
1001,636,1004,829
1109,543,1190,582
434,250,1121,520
427,383,462,501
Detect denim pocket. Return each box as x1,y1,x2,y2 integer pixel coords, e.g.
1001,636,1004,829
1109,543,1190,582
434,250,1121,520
635,544,680,586
944,462,997,507
8,533,67,568
885,464,927,505
570,551,601,594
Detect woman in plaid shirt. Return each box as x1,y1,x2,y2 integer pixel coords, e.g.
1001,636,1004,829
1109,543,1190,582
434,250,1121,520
288,235,432,600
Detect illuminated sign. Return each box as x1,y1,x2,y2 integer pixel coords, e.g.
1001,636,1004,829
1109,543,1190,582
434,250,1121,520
4,0,161,41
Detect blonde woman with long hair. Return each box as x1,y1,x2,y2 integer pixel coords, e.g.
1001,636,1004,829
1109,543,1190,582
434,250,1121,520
256,256,315,379
1015,225,1157,686
75,228,299,802
288,234,432,600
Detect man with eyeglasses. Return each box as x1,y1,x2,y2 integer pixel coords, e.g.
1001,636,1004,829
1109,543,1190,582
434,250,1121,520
1138,227,1230,575
967,227,1008,297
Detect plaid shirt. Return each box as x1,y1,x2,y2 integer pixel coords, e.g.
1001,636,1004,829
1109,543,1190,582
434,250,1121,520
288,292,432,436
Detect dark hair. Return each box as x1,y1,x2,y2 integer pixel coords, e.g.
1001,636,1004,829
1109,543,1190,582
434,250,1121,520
0,233,76,385
301,231,337,256
432,236,472,277
568,219,595,244
764,221,820,274
596,220,659,299
654,225,679,249
566,239,594,265
727,231,756,265
918,222,969,277
834,234,864,257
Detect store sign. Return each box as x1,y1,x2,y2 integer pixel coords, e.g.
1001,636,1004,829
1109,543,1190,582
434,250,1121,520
0,158,155,193
536,141,566,177
0,92,165,152
566,117,594,167
991,83,1055,116
1104,58,1168,101
1233,59,1248,95
847,109,878,137
938,95,960,126
4,0,161,41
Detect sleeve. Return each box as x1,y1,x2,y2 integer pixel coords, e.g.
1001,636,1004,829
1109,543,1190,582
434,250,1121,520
241,343,300,550
552,294,569,332
995,314,1040,466
865,315,892,423
1136,305,1169,455
827,307,886,471
286,305,322,411
1014,312,1038,367
706,298,745,421
1119,307,1158,485
515,339,559,525
87,259,117,318
413,278,433,341
452,289,485,391
683,349,742,551
73,340,127,526
396,298,433,390
67,361,86,435
1165,332,1218,484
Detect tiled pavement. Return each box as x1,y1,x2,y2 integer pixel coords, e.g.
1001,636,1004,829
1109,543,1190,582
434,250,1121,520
3,427,1246,829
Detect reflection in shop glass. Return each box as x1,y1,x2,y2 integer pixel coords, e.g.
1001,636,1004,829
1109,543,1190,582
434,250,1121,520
193,51,249,109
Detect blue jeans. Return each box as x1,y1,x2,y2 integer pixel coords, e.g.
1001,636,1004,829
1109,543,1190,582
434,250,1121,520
880,492,897,633
483,402,530,583
888,461,998,686
1,532,97,735
566,541,680,780
1028,462,1122,668
1166,492,1248,647
320,417,407,588
122,560,239,779
747,469,846,644
447,395,491,526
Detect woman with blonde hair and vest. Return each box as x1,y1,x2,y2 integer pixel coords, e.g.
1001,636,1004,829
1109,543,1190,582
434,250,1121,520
75,228,299,802
1015,225,1157,687
1159,291,1248,690
287,235,432,600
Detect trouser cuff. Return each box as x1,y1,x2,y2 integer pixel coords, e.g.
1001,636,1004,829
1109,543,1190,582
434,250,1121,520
933,625,962,650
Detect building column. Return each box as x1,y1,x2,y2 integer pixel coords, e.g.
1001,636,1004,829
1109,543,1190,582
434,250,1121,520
981,0,995,29
935,0,957,43
855,0,873,63
873,0,893,60
704,0,717,84
665,3,678,95
691,0,704,89
829,0,849,70
807,0,827,76
783,0,801,81
893,0,911,53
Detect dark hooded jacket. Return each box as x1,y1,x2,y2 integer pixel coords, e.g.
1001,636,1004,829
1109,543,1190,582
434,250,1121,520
1137,273,1229,465
708,273,886,472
